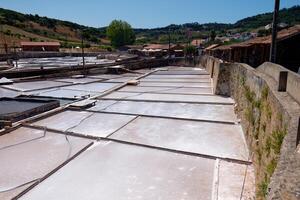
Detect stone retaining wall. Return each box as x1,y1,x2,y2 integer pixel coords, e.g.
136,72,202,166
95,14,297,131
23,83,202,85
0,58,168,79
200,55,300,200
0,52,101,61
123,58,168,70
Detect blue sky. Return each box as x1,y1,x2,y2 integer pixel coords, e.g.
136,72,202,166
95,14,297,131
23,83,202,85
0,0,299,28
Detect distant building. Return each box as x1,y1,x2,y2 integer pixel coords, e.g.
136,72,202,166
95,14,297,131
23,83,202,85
208,25,300,72
190,39,205,55
20,42,60,52
125,45,143,55
215,36,231,43
144,44,184,50
135,44,184,58
265,22,288,30
204,44,221,54
190,39,205,47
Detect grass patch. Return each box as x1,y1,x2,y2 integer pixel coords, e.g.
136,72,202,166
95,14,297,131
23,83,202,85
257,178,269,198
265,103,272,121
261,87,269,100
254,129,260,140
262,123,267,132
240,76,246,86
245,106,255,125
277,113,283,124
256,148,262,164
271,128,287,154
265,136,272,156
244,86,255,103
253,99,261,109
266,159,278,176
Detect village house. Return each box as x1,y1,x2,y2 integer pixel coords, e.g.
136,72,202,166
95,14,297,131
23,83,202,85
207,25,300,72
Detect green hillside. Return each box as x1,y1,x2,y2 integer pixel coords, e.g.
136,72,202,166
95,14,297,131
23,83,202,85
0,7,106,47
134,6,300,44
0,5,299,47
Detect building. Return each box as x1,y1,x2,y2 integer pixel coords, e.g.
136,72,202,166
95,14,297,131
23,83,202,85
121,45,144,52
208,25,300,72
134,44,184,58
204,44,221,54
190,39,206,55
190,39,205,47
20,41,61,52
144,44,184,51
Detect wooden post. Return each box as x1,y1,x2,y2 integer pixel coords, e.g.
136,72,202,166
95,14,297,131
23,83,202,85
168,28,171,59
297,117,300,147
269,0,280,63
211,61,215,78
278,71,288,92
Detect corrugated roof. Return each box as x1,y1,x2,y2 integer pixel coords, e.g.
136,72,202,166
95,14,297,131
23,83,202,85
20,42,61,46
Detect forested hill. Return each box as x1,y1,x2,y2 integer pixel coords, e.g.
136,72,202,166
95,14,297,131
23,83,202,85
135,6,300,34
132,6,300,44
0,5,299,46
233,5,300,29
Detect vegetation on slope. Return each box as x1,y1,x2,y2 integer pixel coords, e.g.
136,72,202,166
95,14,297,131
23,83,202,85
0,7,106,46
135,6,300,44
0,5,299,47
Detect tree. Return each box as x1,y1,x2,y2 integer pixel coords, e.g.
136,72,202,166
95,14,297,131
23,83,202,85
184,45,196,57
82,30,91,40
210,30,216,41
106,20,135,47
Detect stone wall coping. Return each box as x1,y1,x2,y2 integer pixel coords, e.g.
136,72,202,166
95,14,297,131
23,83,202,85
257,62,300,104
